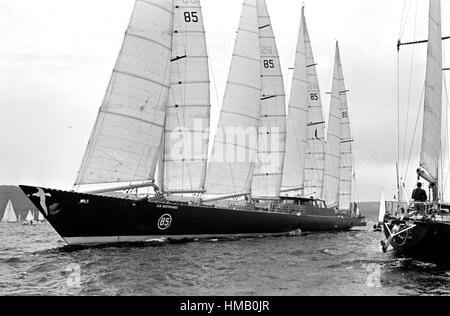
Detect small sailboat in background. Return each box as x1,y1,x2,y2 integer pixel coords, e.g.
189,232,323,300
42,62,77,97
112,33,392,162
374,190,386,232
1,200,18,223
382,0,450,259
37,210,45,223
23,209,35,226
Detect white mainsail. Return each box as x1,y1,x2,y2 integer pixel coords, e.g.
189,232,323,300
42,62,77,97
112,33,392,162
281,7,308,195
2,200,17,223
418,0,443,201
26,210,34,222
75,0,174,186
338,47,353,211
163,0,210,193
205,0,261,196
323,43,343,208
251,0,286,199
303,10,326,199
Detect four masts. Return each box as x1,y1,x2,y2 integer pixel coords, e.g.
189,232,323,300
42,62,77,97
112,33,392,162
74,0,356,209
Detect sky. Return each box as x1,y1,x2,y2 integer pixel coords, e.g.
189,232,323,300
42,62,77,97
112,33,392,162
0,0,449,202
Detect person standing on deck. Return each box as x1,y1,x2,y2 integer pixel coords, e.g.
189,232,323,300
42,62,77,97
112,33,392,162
412,183,428,203
412,182,428,213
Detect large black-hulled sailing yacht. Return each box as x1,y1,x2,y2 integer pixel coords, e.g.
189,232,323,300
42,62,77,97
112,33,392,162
21,0,364,246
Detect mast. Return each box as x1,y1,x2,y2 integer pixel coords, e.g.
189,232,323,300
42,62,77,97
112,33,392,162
75,0,174,187
205,0,261,197
163,0,210,194
281,7,309,196
417,0,443,202
251,0,287,200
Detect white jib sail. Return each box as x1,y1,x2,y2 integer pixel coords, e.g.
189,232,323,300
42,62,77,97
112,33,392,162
2,200,17,223
205,0,261,196
323,43,342,209
251,0,286,199
281,7,308,195
378,190,386,224
163,0,210,193
419,0,443,195
75,0,174,186
303,10,326,199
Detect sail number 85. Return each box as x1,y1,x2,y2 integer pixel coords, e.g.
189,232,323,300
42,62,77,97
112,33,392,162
263,59,275,69
158,214,173,230
184,12,199,23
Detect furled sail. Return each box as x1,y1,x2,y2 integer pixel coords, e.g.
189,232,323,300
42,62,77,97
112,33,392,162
75,0,174,186
419,0,443,200
281,7,308,195
163,0,210,193
303,11,326,199
2,200,17,223
323,43,342,208
251,0,286,199
205,0,261,196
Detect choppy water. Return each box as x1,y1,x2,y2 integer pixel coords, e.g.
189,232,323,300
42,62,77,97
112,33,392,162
1,216,450,296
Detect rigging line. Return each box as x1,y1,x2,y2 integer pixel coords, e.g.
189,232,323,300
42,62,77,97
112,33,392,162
403,86,425,184
399,0,413,40
398,0,407,39
401,2,419,178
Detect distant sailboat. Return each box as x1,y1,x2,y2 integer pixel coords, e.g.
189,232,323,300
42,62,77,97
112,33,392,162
1,200,17,223
383,0,450,258
25,210,34,222
374,190,386,232
37,210,45,222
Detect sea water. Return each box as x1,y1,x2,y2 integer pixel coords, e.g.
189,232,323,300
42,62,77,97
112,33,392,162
1,209,450,296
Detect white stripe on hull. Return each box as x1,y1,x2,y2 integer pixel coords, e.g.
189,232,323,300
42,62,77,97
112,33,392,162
64,232,300,246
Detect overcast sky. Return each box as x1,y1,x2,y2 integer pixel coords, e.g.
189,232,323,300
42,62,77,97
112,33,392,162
0,0,449,202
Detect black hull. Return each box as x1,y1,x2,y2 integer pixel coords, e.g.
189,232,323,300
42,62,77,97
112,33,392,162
20,186,365,246
384,221,450,260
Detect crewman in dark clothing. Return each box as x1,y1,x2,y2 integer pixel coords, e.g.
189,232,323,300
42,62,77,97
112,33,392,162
412,182,428,202
412,182,428,213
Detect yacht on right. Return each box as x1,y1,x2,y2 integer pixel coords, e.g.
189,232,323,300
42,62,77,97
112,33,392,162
382,0,450,259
